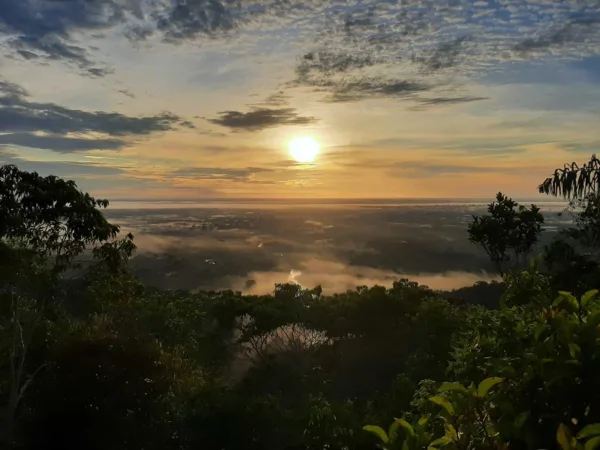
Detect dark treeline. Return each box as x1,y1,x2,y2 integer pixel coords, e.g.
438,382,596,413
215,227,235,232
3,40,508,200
2,156,600,449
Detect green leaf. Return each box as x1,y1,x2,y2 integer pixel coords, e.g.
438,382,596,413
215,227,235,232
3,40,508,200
363,425,389,443
388,420,401,442
569,343,582,360
393,418,415,437
428,436,452,449
429,396,454,416
437,382,468,395
578,424,600,439
557,423,573,450
582,290,599,309
402,438,410,450
556,292,579,312
418,415,431,428
477,377,505,398
584,436,600,450
445,424,459,440
485,422,499,438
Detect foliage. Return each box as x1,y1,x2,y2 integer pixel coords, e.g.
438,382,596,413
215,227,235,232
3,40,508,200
4,163,600,450
543,193,600,296
368,288,600,450
539,154,600,199
22,331,175,450
500,258,553,308
92,233,137,274
0,165,119,272
468,192,544,275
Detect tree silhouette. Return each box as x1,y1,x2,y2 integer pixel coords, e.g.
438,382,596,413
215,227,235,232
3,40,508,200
539,154,600,199
0,165,119,272
468,192,544,276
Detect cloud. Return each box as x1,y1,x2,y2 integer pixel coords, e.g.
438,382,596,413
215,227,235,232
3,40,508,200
293,68,488,106
261,91,290,107
390,161,531,178
169,166,273,182
560,140,600,154
0,0,131,75
9,35,109,77
155,0,237,43
3,0,600,102
0,80,27,100
291,45,430,103
513,17,600,56
0,133,125,153
325,78,430,103
413,96,489,108
285,0,600,103
208,108,317,131
0,77,191,151
290,35,487,105
296,49,378,77
118,89,136,99
0,148,126,177
334,136,531,156
414,36,473,72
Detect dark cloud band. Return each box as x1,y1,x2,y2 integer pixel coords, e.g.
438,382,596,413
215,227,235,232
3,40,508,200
0,78,192,152
209,108,317,131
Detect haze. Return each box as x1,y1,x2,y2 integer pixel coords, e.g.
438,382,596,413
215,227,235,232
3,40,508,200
102,199,569,293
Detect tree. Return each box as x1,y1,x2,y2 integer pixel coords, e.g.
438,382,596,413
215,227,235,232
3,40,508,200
539,154,599,199
0,165,126,447
543,198,600,296
22,334,173,450
366,288,600,450
468,192,544,276
92,233,137,274
538,156,600,295
0,164,119,273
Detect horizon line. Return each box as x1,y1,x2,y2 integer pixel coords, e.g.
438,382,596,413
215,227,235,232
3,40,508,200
105,196,568,204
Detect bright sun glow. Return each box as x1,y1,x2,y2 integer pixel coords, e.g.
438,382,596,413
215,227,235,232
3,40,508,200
288,137,320,163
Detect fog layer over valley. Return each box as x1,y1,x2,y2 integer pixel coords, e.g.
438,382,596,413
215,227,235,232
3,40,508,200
105,200,569,294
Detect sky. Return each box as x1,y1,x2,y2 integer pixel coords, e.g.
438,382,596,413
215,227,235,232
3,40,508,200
0,0,599,201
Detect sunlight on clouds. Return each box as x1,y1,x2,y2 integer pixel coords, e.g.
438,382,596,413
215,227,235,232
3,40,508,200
1,0,600,199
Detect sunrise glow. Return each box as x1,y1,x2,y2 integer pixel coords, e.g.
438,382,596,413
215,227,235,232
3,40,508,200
288,137,320,163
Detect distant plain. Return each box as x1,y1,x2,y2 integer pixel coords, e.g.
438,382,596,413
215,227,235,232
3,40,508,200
105,199,570,294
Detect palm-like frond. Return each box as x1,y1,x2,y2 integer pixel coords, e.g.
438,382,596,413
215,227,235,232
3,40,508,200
538,155,600,199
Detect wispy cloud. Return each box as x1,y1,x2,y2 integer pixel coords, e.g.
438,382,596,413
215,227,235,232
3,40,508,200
169,166,273,182
0,133,124,153
390,161,535,178
0,147,126,177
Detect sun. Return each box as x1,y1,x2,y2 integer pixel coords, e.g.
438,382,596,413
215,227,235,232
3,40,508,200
288,137,320,163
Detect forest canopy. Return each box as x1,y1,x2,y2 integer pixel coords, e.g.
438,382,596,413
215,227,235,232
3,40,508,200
1,156,600,450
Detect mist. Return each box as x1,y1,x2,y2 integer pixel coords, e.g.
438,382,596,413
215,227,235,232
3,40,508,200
104,200,566,293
